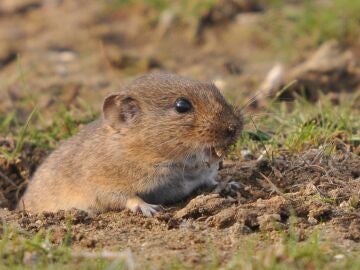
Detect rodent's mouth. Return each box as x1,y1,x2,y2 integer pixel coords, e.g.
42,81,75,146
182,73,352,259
209,145,230,160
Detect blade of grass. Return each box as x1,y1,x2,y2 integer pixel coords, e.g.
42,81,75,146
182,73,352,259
0,111,16,133
8,107,38,160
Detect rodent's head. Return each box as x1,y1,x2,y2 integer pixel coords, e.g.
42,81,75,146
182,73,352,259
103,73,243,164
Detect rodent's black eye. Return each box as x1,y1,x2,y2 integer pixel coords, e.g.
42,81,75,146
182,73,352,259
175,98,192,113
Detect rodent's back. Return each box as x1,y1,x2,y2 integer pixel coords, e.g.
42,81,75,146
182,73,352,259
20,120,110,211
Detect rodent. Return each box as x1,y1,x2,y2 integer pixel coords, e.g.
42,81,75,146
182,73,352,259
18,73,243,216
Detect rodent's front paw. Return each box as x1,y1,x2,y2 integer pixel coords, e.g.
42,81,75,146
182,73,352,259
125,197,162,217
213,181,241,198
139,203,162,217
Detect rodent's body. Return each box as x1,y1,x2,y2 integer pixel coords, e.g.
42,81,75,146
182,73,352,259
22,119,218,212
19,73,242,216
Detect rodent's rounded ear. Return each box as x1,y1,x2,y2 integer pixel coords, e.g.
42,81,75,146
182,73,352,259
102,93,140,129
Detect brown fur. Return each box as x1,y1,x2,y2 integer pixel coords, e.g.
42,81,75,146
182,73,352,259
18,73,243,216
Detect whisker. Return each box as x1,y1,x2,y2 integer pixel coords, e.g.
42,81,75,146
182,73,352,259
238,91,271,112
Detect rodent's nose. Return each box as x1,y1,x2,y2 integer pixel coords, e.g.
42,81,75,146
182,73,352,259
226,124,237,138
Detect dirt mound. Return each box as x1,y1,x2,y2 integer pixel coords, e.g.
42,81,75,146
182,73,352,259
257,41,360,105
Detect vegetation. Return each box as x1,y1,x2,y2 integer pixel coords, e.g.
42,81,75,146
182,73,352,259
1,221,359,269
238,92,360,157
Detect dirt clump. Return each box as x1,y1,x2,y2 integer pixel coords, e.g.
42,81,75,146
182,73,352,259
197,0,263,38
174,194,234,220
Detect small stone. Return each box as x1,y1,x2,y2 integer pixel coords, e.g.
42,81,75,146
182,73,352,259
339,201,349,208
35,220,42,225
334,254,345,260
308,216,318,225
